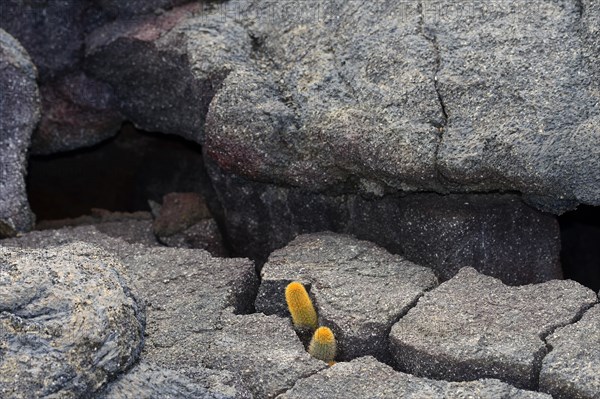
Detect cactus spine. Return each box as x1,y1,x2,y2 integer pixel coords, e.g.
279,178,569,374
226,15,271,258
285,282,318,331
309,326,337,363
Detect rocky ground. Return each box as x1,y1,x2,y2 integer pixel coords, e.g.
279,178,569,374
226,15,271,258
0,0,599,398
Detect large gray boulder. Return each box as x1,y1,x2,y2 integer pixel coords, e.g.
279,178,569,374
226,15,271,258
389,267,598,390
0,29,40,237
0,243,145,398
85,2,251,143
203,311,326,399
539,304,600,399
278,356,551,399
255,232,438,362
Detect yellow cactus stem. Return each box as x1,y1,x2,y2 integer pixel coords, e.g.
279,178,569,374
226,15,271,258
285,281,318,331
308,326,337,363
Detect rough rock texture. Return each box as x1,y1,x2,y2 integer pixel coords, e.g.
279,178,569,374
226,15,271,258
97,362,252,399
389,267,598,390
0,29,40,237
0,243,145,398
198,0,600,212
429,0,600,211
0,0,87,80
204,311,326,399
96,0,195,18
278,356,551,399
85,2,251,142
255,232,438,362
540,304,600,399
32,72,123,155
1,225,258,371
34,210,159,247
211,167,561,285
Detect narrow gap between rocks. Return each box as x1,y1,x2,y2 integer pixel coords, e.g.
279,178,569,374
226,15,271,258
559,205,600,291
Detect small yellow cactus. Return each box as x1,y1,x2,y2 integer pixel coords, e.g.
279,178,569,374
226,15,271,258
308,326,337,363
285,281,318,331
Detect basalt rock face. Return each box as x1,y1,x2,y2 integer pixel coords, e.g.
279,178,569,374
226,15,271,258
0,29,40,237
389,267,598,390
210,166,561,285
0,243,145,398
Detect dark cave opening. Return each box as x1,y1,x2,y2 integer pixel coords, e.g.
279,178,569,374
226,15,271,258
559,205,600,292
27,123,217,223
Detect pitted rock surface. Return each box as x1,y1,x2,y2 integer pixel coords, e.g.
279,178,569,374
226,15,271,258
256,232,438,362
278,356,551,399
389,267,598,390
540,304,600,399
0,29,40,236
0,243,145,398
203,311,326,399
97,361,252,399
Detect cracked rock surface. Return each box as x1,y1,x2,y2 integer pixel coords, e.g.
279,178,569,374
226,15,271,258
0,29,40,236
255,232,438,362
97,361,252,399
389,267,598,390
0,242,145,398
278,356,551,399
539,304,600,399
2,225,257,370
204,311,326,399
81,0,600,211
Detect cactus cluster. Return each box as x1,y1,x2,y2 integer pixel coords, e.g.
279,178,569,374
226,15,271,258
285,281,337,365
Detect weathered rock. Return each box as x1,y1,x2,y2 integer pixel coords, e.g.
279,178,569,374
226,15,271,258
97,361,252,399
0,243,145,398
200,0,600,212
35,210,159,246
32,72,123,155
85,3,251,142
0,0,86,80
209,164,561,285
278,356,551,399
540,304,600,399
204,311,326,399
1,225,258,370
256,232,438,362
389,267,598,390
158,218,227,256
429,0,600,211
0,29,40,236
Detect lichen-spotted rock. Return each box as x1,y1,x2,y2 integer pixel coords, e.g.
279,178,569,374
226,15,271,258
0,242,144,398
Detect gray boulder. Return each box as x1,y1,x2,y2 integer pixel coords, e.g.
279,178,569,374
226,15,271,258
85,2,252,143
278,356,551,399
0,29,40,236
32,72,123,155
97,361,252,399
255,232,438,362
203,311,326,399
389,267,598,390
1,225,258,370
539,304,600,399
0,243,145,398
